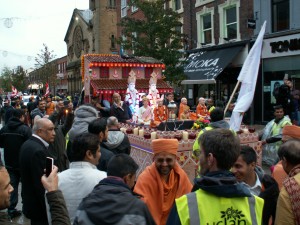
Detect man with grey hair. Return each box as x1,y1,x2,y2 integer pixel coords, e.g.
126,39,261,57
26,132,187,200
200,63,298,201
20,118,56,225
102,116,131,155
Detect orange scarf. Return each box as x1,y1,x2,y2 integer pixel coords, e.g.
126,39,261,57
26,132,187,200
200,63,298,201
134,163,192,225
154,105,167,122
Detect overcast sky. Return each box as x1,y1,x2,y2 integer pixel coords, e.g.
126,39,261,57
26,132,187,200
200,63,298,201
0,0,89,72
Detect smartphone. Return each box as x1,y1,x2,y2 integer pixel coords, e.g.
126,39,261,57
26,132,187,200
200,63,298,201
45,157,54,177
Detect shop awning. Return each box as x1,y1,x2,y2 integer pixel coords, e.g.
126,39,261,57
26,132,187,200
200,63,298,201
182,46,243,84
90,79,173,94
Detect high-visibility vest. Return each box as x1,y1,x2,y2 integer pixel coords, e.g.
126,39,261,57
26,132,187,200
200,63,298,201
192,126,213,154
176,189,264,225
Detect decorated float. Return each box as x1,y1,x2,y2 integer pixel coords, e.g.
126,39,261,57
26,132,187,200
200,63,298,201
81,54,173,103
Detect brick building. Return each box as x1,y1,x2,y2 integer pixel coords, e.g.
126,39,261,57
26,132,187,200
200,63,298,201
64,0,118,95
116,0,255,109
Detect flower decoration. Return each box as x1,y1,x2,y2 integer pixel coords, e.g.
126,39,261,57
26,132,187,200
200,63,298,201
192,117,210,130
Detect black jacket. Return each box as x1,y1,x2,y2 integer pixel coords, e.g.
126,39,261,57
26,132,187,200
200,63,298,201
256,168,279,225
0,117,32,169
110,102,132,123
97,144,114,172
74,177,156,225
48,110,74,172
19,136,50,222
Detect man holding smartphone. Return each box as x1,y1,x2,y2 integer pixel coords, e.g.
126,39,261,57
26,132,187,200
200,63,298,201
20,118,56,225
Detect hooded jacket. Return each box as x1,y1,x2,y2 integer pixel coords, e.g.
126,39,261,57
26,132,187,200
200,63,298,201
68,105,98,142
167,171,253,225
0,117,32,169
193,120,230,152
102,129,131,155
74,177,156,225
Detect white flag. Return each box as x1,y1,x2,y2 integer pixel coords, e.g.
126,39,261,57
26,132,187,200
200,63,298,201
229,21,267,131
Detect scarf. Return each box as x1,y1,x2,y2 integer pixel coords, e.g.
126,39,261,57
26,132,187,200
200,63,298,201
283,164,300,225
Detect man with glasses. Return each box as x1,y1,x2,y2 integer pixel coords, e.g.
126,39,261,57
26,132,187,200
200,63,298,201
134,139,192,225
20,118,56,225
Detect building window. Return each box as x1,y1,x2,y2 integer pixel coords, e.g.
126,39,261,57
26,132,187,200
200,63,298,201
174,0,182,11
225,6,237,40
202,14,212,44
111,35,116,49
122,67,131,78
145,68,153,79
121,0,127,17
196,6,214,47
218,0,240,43
131,0,138,12
100,67,109,78
108,0,116,8
272,0,289,32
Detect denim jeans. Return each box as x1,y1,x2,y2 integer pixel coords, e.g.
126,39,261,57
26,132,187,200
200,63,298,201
7,169,20,211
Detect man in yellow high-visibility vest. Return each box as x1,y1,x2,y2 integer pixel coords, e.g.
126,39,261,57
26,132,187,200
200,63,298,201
167,129,264,225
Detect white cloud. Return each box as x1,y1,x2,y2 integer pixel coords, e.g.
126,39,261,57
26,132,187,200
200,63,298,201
0,0,88,71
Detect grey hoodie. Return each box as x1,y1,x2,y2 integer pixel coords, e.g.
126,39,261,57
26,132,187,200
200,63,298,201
68,105,98,142
105,131,125,149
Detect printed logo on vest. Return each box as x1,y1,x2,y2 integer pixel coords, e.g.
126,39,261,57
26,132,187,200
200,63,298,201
206,206,246,225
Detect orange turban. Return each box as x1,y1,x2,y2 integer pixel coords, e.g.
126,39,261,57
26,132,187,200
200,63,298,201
282,125,300,139
152,139,178,155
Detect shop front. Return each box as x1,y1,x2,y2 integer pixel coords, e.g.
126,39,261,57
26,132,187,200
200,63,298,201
261,32,300,122
182,41,249,109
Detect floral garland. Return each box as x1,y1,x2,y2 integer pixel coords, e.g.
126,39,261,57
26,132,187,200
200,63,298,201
192,117,210,130
154,105,167,122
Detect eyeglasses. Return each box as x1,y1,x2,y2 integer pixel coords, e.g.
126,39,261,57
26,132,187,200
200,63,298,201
156,158,174,164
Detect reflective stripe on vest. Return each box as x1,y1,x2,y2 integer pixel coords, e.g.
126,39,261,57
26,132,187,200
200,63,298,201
176,189,264,225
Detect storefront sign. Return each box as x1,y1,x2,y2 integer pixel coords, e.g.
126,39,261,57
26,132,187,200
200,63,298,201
270,39,300,53
183,46,243,82
262,33,300,59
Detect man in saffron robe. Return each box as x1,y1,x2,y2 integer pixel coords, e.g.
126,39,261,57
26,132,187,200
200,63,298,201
178,98,190,120
153,99,167,126
134,139,192,225
196,97,208,118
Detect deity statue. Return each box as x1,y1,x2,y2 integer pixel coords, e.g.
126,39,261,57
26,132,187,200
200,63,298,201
125,70,140,123
147,72,162,110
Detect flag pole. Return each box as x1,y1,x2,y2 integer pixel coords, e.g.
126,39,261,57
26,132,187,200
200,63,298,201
224,81,241,117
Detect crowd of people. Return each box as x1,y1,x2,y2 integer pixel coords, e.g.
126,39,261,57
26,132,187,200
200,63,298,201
0,75,300,225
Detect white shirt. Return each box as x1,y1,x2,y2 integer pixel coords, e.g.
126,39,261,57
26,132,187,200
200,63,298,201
243,173,262,196
57,161,107,223
32,134,49,148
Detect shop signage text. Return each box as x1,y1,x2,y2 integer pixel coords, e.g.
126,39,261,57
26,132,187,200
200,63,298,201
270,38,300,53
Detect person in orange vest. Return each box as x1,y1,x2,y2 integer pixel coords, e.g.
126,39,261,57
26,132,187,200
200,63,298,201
46,96,56,115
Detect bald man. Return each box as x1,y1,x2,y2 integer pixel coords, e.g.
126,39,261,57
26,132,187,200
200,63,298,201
196,97,208,118
110,93,132,123
20,118,56,225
